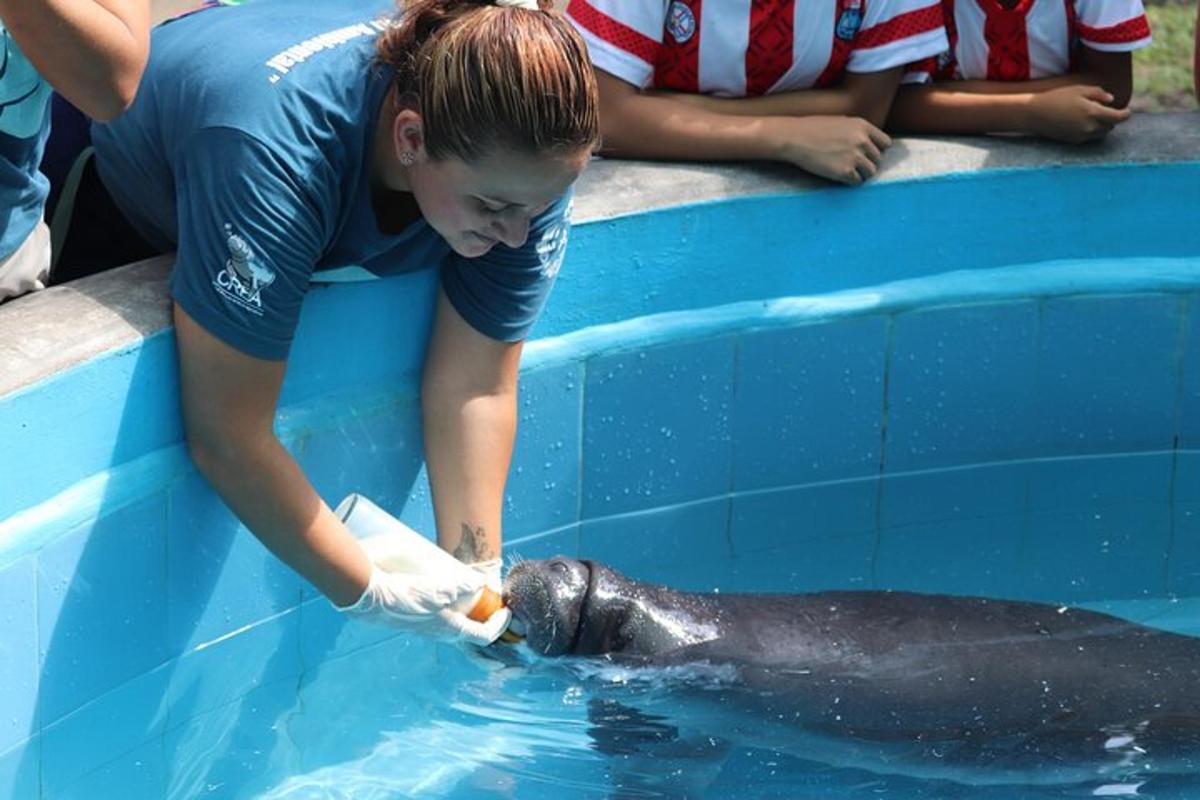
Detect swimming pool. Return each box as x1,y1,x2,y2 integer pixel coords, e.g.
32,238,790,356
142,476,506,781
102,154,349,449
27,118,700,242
0,114,1198,798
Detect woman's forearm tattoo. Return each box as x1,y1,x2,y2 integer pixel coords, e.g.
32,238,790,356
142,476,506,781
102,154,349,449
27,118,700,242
454,523,493,563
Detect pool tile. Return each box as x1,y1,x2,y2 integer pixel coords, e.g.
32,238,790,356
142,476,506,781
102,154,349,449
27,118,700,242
887,302,1038,472
1025,452,1172,513
505,364,583,539
875,514,1025,598
1022,503,1172,603
46,737,165,800
38,494,170,726
282,270,435,404
733,318,886,490
582,338,735,517
0,737,39,800
393,463,439,545
1034,295,1180,457
41,663,171,797
507,525,580,563
164,607,302,728
1170,454,1200,597
1178,452,1200,505
724,532,877,593
729,479,876,555
879,461,1028,529
298,595,403,672
298,399,426,522
166,473,306,655
579,498,733,591
164,678,299,800
1183,297,1200,450
0,558,38,755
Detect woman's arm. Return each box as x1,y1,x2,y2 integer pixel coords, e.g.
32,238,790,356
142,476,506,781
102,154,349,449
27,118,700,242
174,303,372,607
886,50,1133,141
421,288,522,563
596,70,892,185
0,0,150,120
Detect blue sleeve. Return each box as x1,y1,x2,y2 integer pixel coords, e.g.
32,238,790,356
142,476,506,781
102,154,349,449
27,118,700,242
169,127,331,360
440,188,573,342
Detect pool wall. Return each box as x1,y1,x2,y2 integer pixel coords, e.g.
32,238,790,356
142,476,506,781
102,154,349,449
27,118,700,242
1,115,1199,798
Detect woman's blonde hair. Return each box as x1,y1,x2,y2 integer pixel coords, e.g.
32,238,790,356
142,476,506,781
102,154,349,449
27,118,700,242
377,0,599,162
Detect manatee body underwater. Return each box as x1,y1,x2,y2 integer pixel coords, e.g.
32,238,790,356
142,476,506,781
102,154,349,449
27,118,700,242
501,557,1200,788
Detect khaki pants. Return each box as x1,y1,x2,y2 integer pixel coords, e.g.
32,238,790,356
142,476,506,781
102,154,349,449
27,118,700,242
0,220,51,301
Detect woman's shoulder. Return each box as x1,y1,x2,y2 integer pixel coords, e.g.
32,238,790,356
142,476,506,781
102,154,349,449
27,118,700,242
146,0,391,122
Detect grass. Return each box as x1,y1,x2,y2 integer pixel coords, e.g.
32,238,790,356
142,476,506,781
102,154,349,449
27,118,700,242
1134,1,1197,111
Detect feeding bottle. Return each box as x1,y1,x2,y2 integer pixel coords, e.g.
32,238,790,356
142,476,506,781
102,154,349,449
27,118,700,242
335,493,521,643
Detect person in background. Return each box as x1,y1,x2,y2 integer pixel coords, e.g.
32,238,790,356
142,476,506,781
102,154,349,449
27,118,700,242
57,0,598,642
565,0,948,184
887,0,1150,142
0,0,149,300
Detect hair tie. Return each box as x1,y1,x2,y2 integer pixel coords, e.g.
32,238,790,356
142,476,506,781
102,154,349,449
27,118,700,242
494,0,541,9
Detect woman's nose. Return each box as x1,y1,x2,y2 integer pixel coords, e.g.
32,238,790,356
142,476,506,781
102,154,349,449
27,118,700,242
493,209,530,248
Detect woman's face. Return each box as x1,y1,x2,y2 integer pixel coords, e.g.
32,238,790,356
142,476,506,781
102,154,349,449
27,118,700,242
406,147,590,258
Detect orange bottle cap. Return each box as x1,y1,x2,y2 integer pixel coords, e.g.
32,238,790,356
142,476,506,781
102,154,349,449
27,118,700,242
468,586,524,644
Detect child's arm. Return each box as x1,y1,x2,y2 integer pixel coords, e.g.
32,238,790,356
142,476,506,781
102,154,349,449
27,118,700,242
652,68,906,129
596,70,893,186
0,0,150,121
886,50,1133,142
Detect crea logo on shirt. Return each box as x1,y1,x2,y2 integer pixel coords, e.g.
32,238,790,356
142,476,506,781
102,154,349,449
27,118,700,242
212,223,276,315
665,0,696,44
536,216,570,280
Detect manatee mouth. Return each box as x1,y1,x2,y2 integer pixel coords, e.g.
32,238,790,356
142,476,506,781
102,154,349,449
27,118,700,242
503,558,593,656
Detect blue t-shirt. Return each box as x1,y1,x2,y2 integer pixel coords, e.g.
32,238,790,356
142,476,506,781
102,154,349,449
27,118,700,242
0,27,52,261
92,0,571,360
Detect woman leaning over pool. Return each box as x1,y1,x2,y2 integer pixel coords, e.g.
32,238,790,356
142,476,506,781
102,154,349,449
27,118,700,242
75,0,599,642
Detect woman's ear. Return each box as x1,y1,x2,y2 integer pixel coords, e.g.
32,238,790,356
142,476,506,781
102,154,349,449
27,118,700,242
393,108,426,163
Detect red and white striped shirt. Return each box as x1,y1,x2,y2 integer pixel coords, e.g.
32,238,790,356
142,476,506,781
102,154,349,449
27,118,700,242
567,0,949,96
909,0,1150,82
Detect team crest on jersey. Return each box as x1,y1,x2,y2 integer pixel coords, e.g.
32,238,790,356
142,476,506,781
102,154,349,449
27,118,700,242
665,0,696,44
835,0,863,41
213,223,275,315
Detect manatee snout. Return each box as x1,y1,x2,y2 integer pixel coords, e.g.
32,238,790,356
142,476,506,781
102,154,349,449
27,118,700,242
503,557,590,655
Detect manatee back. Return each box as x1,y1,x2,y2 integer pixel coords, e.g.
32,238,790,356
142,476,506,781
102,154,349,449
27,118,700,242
662,590,1200,736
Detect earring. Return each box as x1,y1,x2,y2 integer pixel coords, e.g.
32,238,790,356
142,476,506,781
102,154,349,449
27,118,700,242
400,151,415,166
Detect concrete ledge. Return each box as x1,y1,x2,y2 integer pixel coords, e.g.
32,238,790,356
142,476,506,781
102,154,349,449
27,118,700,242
1,111,1198,400
571,112,1200,220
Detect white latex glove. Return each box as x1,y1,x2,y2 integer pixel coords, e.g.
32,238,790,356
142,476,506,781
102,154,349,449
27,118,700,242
338,567,510,645
471,558,503,593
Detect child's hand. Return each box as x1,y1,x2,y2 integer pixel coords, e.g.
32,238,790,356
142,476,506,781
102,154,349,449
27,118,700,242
1027,85,1132,144
768,116,892,185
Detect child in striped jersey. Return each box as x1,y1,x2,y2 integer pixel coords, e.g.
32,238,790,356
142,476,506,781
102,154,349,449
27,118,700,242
887,0,1150,141
568,0,948,184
